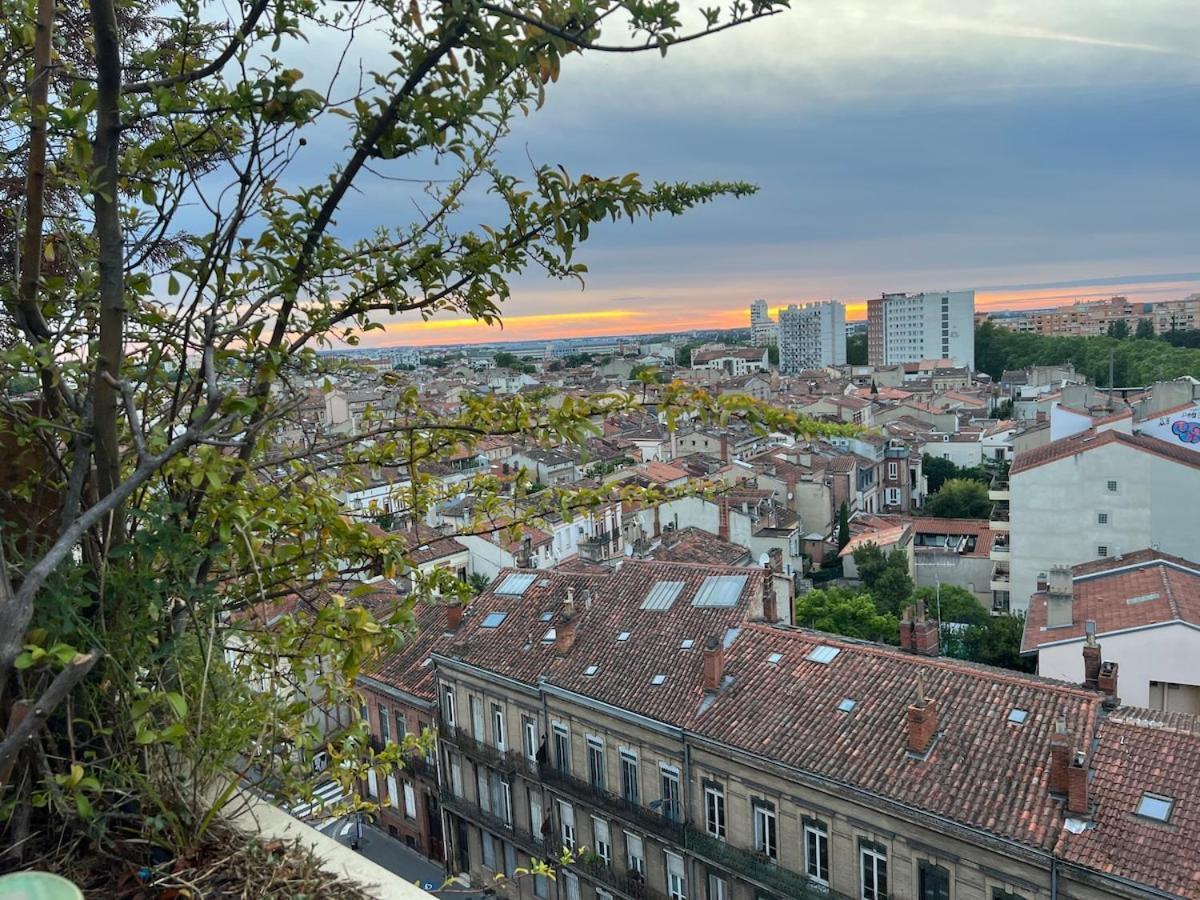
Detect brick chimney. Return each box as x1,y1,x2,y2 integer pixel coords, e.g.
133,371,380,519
1097,661,1119,707
1048,717,1071,795
899,600,939,656
1082,628,1101,689
1067,750,1089,816
555,612,579,654
1045,565,1074,628
905,674,938,755
445,602,464,630
702,636,724,692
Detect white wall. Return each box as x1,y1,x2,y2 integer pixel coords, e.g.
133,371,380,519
1137,402,1200,452
1037,625,1200,709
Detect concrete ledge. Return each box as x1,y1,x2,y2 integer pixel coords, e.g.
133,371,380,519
223,789,436,899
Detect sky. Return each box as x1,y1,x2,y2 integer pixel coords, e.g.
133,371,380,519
296,2,1200,348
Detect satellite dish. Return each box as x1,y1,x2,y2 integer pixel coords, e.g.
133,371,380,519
758,553,771,567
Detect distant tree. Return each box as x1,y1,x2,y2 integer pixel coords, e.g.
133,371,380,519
1161,329,1200,349
1106,319,1130,339
677,341,704,367
767,345,779,366
846,333,868,365
959,613,1035,672
548,360,564,372
925,478,992,519
993,398,1014,419
468,573,491,595
794,588,899,644
837,502,851,551
852,543,913,615
922,455,990,494
913,584,989,625
1135,318,1156,340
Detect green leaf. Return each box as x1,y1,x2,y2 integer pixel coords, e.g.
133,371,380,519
76,793,94,819
164,691,187,719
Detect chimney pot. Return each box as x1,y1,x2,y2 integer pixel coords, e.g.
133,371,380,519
1082,640,1102,690
1048,717,1071,795
1098,660,1119,707
446,602,464,630
564,585,576,617
702,636,725,692
905,676,937,754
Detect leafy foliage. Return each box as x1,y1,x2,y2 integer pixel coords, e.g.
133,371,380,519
851,543,914,615
793,587,899,644
922,455,991,494
845,332,867,365
925,478,992,519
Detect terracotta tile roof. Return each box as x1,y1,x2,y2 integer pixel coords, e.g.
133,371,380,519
1022,551,1200,653
839,524,911,558
650,527,751,567
695,624,1101,852
361,596,450,702
1055,708,1200,895
1010,428,1200,476
391,523,469,566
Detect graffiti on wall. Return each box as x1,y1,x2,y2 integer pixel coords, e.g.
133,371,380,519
1171,418,1200,444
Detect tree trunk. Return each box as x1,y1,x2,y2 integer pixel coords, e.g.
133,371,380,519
89,0,127,545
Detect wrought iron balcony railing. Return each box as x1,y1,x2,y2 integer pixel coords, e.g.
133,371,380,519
685,827,850,900
540,764,685,844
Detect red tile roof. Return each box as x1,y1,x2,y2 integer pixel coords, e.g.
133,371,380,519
1022,550,1200,653
1055,708,1200,895
650,527,751,567
1010,427,1200,476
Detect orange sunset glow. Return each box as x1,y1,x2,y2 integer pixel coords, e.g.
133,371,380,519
358,275,1200,348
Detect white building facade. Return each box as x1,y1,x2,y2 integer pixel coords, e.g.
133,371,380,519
867,290,975,369
777,300,846,373
749,298,777,347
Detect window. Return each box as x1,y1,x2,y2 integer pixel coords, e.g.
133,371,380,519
403,782,416,820
592,816,611,866
387,773,399,810
1136,792,1175,822
553,723,571,774
753,802,777,860
449,755,463,798
992,890,1027,900
1008,708,1029,725
442,686,456,728
587,736,606,791
503,841,517,878
666,851,687,900
804,818,829,884
491,703,506,750
530,792,543,843
1106,479,1118,492
707,872,728,900
395,710,407,742
498,779,513,826
1097,545,1108,558
523,715,538,761
481,828,495,869
620,749,640,805
470,695,485,739
919,862,950,900
626,832,645,874
660,765,682,823
563,871,581,900
704,785,726,840
860,840,887,900
558,800,576,850
533,874,549,899
1097,512,1109,525
378,703,390,743
366,767,378,798
887,462,898,479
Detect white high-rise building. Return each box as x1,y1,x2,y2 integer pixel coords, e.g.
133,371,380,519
866,290,975,369
777,301,846,373
749,299,778,347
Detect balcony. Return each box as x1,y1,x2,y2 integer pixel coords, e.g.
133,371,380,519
439,721,526,775
439,791,546,858
990,563,1011,593
684,828,848,900
575,855,672,900
990,533,1010,562
540,765,685,844
988,476,1010,502
989,501,1010,533
403,752,438,782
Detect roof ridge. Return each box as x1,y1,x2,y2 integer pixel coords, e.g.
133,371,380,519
1160,564,1180,620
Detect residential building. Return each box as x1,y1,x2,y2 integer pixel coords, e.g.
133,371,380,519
866,291,975,370
1022,550,1200,713
1007,427,1200,613
422,562,1192,900
749,299,778,347
691,348,770,377
777,302,846,373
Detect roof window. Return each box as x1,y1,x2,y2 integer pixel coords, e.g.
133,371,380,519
480,612,507,629
617,631,630,642
767,652,783,665
837,698,857,713
641,580,685,611
542,628,556,644
1007,708,1029,725
651,674,667,686
495,572,537,595
583,665,599,677
680,639,695,650
1136,793,1174,822
806,645,840,664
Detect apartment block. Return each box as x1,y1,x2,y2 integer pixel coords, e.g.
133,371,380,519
416,561,1195,900
866,291,975,370
749,299,778,347
777,301,846,373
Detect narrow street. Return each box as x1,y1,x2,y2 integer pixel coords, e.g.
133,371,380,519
327,819,492,899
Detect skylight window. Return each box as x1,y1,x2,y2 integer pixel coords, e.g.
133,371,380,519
480,612,508,629
680,639,695,650
1008,708,1029,725
496,573,537,596
1136,793,1174,822
692,574,748,608
767,652,783,665
651,674,667,686
806,645,840,665
641,580,685,611
542,628,556,644
837,698,857,713
540,612,554,622
617,631,630,642
583,665,599,677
